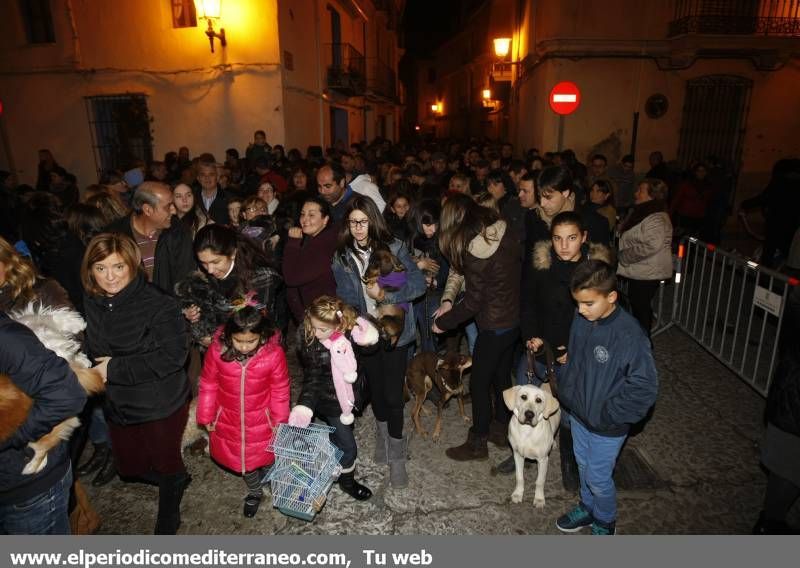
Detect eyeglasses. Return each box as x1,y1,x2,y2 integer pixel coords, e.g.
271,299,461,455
348,219,369,228
245,207,264,213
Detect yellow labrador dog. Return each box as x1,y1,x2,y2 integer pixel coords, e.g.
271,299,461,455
503,384,560,508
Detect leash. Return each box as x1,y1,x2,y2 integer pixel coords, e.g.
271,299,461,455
525,341,560,400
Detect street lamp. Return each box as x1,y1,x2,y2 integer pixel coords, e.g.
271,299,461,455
195,0,227,53
493,37,511,59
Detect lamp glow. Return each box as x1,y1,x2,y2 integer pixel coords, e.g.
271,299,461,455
493,37,511,58
482,89,492,100
195,0,222,19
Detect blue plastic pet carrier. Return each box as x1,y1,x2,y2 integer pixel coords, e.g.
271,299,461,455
267,423,343,521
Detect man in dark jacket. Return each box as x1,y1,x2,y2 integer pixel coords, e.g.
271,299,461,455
105,182,195,295
317,163,358,225
0,313,87,534
194,161,230,225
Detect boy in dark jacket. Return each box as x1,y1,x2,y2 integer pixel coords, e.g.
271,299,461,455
555,260,658,535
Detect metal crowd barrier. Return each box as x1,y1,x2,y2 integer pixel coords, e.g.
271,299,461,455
667,237,798,397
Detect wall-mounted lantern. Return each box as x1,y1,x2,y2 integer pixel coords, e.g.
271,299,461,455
482,89,492,100
493,37,511,59
430,102,442,113
195,0,227,53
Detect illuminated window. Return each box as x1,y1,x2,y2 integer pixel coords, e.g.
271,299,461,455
171,0,197,28
19,0,55,44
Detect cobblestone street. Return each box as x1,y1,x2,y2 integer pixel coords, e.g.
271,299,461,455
80,326,795,535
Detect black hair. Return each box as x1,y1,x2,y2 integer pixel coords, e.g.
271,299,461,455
487,169,514,192
220,306,275,362
326,162,346,184
337,194,393,255
508,160,527,174
537,166,573,196
193,224,275,294
551,211,585,235
570,259,617,295
591,154,608,165
301,195,332,220
621,154,635,165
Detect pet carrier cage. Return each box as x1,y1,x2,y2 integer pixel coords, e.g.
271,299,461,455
267,423,343,521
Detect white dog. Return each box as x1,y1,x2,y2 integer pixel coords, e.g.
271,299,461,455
5,303,104,474
503,384,561,509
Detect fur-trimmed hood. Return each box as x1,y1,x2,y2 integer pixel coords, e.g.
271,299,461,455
533,241,613,271
468,220,507,259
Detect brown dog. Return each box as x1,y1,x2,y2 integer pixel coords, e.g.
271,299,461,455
0,365,105,474
362,249,407,347
405,351,472,441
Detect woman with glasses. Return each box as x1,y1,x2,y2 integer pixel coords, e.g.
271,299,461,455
331,195,426,489
256,182,280,216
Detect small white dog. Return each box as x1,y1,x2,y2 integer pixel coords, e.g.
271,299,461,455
4,303,104,474
503,384,560,509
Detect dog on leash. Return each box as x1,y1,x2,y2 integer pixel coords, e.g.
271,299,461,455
0,303,105,475
405,351,472,441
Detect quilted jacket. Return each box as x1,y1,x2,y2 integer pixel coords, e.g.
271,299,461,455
196,332,291,474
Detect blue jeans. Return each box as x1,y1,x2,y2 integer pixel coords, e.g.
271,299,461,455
88,403,110,445
321,415,357,471
0,467,72,535
569,415,626,525
464,321,478,354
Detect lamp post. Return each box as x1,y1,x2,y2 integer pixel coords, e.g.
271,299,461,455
195,0,227,53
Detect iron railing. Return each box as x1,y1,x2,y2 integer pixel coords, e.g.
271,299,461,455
84,94,154,180
325,43,366,96
669,0,800,36
367,59,397,101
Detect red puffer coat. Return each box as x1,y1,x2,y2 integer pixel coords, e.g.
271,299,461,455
196,332,291,474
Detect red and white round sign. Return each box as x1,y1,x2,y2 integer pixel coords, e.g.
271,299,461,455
549,81,581,115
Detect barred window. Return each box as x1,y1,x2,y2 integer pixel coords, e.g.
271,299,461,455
85,95,154,179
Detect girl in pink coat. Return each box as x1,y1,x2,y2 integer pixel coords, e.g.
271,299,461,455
197,306,290,518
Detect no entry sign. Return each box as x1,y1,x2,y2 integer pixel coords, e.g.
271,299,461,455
549,81,581,115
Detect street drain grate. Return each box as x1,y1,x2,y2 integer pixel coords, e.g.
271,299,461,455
613,446,665,491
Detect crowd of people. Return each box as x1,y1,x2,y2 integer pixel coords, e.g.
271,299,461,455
0,133,797,536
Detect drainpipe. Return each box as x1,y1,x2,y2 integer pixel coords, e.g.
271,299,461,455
314,0,324,147
64,0,82,69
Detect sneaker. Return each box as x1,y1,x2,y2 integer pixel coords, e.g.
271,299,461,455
591,521,616,535
556,504,593,533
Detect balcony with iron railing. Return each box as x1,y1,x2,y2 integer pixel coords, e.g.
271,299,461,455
669,0,800,37
367,59,398,102
325,43,366,97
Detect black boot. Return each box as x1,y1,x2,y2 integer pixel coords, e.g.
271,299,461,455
445,428,489,462
488,420,509,447
243,492,263,518
559,427,580,492
76,443,110,477
338,470,372,501
91,449,118,487
492,453,517,476
154,473,192,535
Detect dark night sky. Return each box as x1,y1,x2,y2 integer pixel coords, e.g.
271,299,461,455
402,0,466,56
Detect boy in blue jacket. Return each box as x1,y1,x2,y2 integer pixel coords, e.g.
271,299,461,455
555,260,658,535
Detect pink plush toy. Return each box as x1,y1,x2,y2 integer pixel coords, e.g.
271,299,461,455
289,316,379,428
322,332,358,425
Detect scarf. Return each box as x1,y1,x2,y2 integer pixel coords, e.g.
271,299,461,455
618,199,666,235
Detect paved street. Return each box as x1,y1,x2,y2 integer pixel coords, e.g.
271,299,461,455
83,326,792,535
